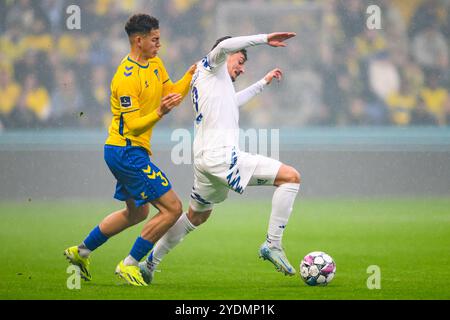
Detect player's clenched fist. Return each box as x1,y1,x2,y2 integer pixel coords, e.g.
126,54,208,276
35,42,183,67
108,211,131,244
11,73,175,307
157,93,182,117
264,68,283,84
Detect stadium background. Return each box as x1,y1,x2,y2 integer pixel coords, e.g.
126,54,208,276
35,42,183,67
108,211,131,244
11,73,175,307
0,0,449,301
0,0,449,200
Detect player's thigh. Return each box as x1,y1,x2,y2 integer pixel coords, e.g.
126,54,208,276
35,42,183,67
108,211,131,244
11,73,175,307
191,167,229,206
247,155,282,187
150,188,183,216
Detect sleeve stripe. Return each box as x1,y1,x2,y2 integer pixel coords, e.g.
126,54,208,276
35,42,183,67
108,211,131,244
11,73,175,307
163,79,170,84
121,109,139,114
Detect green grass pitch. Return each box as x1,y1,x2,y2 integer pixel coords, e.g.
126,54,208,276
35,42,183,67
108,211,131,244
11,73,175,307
0,198,449,300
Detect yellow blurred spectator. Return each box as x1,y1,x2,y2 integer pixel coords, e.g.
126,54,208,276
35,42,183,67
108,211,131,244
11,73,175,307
420,74,449,125
354,29,387,59
0,68,21,116
0,34,26,62
95,0,136,14
57,34,90,61
95,0,112,15
18,74,51,121
20,33,53,53
173,0,197,13
386,82,417,126
18,18,54,54
400,61,424,96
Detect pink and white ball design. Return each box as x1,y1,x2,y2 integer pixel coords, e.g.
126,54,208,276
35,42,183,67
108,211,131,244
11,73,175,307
300,251,336,286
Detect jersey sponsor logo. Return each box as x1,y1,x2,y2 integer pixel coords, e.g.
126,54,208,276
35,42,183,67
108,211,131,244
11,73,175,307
119,96,132,108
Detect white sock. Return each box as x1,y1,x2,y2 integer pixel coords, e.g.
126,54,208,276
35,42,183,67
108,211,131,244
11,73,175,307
150,213,196,267
266,183,300,249
78,243,91,258
123,255,138,266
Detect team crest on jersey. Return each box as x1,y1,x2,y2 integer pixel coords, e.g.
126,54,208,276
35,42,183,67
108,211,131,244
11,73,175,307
154,69,160,81
120,96,132,108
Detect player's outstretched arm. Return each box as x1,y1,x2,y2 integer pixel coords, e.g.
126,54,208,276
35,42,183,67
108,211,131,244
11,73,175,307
207,35,268,69
236,68,283,107
206,32,295,71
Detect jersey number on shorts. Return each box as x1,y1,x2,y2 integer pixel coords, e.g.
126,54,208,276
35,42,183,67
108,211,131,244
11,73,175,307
142,165,169,186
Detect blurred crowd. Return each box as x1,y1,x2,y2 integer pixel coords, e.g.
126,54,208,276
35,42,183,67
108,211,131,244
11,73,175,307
0,0,449,130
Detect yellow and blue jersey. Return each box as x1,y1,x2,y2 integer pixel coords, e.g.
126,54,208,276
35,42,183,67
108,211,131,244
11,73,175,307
105,55,192,155
104,55,192,204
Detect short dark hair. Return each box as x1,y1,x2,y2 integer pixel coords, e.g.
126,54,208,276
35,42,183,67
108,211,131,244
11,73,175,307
212,36,248,61
125,14,159,37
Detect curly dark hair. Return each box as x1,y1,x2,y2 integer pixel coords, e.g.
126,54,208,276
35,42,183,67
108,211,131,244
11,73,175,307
125,14,159,37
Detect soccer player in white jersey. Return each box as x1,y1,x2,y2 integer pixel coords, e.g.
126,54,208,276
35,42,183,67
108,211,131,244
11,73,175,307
140,32,300,283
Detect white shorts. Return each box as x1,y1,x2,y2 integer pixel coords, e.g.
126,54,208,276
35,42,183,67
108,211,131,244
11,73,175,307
190,147,282,211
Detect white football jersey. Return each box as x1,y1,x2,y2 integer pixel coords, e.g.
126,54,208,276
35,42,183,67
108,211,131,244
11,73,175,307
190,34,268,158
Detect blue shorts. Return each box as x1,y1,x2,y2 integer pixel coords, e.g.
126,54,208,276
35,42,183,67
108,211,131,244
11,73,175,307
104,144,172,207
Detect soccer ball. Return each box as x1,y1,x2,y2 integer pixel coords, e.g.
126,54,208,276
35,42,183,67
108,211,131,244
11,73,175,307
300,251,336,286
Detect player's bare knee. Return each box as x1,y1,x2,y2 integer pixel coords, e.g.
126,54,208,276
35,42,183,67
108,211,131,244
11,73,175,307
168,199,183,221
290,167,301,184
277,165,301,185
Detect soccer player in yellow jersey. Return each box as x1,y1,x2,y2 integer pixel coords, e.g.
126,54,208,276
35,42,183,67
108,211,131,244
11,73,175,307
64,14,195,286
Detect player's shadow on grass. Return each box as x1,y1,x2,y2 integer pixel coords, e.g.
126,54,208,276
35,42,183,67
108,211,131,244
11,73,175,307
81,282,130,288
